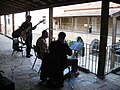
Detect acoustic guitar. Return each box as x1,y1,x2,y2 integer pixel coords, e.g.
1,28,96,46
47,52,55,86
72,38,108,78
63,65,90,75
21,19,45,41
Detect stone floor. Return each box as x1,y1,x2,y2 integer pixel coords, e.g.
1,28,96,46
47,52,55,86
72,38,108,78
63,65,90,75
0,34,120,90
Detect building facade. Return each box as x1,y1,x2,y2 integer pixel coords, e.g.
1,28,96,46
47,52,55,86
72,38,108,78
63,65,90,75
53,2,120,36
53,16,113,34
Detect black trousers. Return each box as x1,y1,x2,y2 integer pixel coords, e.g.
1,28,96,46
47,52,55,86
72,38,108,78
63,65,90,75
40,53,62,84
25,35,32,55
67,58,78,73
40,54,78,85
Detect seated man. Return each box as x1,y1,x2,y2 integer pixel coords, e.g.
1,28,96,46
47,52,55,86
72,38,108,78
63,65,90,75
45,32,72,88
36,30,49,84
36,30,48,60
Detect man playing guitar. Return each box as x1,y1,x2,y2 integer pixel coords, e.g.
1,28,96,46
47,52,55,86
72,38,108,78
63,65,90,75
19,15,44,58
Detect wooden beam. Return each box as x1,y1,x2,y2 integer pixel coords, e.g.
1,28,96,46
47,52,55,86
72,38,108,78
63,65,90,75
0,16,1,33
0,1,31,10
0,2,31,15
25,0,40,7
39,0,48,5
49,7,53,44
0,0,102,16
4,15,7,35
111,17,117,69
50,0,101,7
97,0,109,79
12,14,15,32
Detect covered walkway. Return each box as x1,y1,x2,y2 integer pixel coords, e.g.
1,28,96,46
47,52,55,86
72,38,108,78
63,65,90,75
0,34,120,90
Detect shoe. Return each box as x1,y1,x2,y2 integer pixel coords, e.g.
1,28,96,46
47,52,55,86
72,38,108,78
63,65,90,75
39,80,46,86
29,54,33,56
26,55,30,58
44,81,56,88
17,49,23,52
39,80,46,84
75,72,79,77
14,49,23,52
44,81,64,89
55,83,64,88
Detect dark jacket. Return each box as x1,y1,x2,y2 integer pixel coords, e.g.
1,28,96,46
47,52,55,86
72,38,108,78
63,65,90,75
49,40,72,67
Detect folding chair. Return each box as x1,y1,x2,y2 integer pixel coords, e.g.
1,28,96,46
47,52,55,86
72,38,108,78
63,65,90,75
11,38,26,57
32,45,41,73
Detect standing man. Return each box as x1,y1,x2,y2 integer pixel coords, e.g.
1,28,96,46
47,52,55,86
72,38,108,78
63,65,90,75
20,15,37,58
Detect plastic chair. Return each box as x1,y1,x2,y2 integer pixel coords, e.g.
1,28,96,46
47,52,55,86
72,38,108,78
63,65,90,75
11,38,26,57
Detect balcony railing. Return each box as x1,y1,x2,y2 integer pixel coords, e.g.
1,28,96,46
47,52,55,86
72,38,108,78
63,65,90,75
32,33,120,75
77,43,120,75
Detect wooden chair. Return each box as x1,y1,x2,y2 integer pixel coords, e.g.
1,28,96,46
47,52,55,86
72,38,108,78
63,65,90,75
11,38,26,57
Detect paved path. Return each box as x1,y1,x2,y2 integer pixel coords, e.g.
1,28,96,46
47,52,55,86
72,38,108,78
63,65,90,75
0,34,120,90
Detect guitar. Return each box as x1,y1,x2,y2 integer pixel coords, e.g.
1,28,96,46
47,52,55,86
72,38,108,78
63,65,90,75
21,19,45,41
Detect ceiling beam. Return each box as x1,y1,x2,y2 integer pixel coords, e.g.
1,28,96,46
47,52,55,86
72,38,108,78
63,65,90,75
50,0,101,7
1,0,120,16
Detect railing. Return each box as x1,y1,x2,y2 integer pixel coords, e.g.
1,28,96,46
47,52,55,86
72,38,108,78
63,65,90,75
32,33,120,75
76,43,120,75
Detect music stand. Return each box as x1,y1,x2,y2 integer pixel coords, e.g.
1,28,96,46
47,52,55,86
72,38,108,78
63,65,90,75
70,41,83,51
